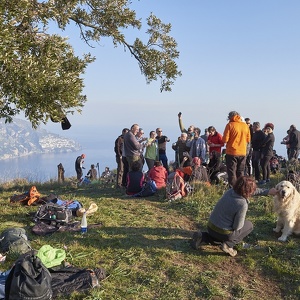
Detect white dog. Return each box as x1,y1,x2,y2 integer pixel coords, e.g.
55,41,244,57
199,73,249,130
273,180,300,241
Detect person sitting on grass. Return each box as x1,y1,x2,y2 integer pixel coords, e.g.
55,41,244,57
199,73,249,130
190,176,276,257
148,161,168,189
126,161,145,195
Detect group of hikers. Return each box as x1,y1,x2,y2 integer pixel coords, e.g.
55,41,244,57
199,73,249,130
113,110,300,256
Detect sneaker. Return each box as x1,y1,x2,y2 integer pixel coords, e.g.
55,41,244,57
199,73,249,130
190,231,203,250
258,180,266,185
221,243,237,257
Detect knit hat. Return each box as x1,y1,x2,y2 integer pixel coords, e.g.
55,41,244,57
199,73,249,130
192,157,201,166
264,123,274,130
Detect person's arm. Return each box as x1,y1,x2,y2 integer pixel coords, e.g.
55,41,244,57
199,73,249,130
178,112,187,133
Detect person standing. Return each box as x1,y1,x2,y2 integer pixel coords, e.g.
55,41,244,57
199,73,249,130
260,123,275,185
156,128,170,172
187,127,207,163
222,111,251,187
286,124,300,161
75,154,86,181
244,118,253,176
114,128,129,187
251,122,265,182
124,124,142,171
171,132,189,168
207,126,224,154
144,131,158,171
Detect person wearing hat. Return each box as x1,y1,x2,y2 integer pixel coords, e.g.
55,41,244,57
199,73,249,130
251,122,266,182
259,123,275,185
179,154,210,184
286,124,300,161
222,111,251,187
75,153,86,181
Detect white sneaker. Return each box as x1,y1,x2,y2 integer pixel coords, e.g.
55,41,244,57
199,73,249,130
221,243,237,257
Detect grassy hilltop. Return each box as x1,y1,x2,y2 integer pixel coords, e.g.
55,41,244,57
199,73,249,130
1,174,300,300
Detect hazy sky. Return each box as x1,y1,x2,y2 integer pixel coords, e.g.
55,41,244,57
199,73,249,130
41,0,300,158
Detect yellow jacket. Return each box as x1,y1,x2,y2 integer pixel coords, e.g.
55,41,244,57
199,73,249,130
222,115,250,156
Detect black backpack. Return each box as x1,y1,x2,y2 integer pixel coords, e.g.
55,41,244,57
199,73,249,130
5,251,52,300
34,202,73,226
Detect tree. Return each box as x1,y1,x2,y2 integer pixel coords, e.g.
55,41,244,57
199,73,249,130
0,0,181,128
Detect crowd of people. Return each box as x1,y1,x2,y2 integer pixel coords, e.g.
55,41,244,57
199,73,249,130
113,111,300,256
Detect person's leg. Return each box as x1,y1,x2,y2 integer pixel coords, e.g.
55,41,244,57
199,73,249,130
116,156,123,187
260,156,267,181
252,151,261,181
236,156,247,179
226,220,253,248
122,156,129,187
159,153,169,172
225,154,237,187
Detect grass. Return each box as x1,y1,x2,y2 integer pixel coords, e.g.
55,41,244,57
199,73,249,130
1,174,300,299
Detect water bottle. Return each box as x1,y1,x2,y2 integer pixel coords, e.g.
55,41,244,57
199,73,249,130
81,211,88,233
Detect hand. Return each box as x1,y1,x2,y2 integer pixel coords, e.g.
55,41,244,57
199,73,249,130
178,112,182,118
183,157,188,162
268,188,277,196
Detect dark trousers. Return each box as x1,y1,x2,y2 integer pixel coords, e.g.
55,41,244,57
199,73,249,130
122,156,129,187
225,154,246,187
260,155,271,180
252,150,261,181
159,153,169,173
207,220,253,248
288,148,300,161
116,156,124,187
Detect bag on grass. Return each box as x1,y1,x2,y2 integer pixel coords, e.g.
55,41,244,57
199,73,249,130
34,202,73,226
0,228,32,255
131,180,157,197
10,186,40,206
5,251,52,300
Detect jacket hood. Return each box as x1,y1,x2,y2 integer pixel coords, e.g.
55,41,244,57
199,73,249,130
230,115,243,122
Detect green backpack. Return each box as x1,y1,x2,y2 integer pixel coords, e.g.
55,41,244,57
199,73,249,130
0,227,32,255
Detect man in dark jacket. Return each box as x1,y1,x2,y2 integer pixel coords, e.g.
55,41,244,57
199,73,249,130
286,124,300,161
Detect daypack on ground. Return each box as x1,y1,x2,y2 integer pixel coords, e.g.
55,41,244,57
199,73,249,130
34,202,73,226
50,266,106,298
5,251,53,300
166,171,188,201
0,228,31,255
131,180,157,197
10,186,40,206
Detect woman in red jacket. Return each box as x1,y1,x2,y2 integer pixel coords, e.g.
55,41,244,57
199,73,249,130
148,161,168,189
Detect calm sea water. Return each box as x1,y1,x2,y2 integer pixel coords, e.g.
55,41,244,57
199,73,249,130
0,141,116,183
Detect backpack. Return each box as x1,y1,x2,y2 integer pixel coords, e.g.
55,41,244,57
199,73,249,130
166,171,187,201
0,228,32,255
131,180,157,197
10,186,40,206
5,251,52,300
34,202,73,226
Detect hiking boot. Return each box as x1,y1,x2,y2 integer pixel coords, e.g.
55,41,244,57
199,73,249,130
221,243,237,257
190,231,203,250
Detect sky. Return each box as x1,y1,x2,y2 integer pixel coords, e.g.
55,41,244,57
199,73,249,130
40,0,300,158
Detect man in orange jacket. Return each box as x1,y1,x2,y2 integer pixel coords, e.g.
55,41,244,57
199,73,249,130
222,111,251,187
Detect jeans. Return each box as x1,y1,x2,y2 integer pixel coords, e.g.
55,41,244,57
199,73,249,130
159,153,169,172
260,155,272,181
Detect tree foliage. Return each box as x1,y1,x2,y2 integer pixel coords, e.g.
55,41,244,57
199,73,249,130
0,0,181,128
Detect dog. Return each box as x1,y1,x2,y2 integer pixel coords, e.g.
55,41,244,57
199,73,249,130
273,180,300,241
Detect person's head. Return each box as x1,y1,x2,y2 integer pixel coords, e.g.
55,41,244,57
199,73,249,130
180,132,187,141
209,150,221,161
192,157,201,166
264,123,274,133
122,128,129,135
252,122,260,132
149,131,156,138
136,128,144,138
131,160,141,171
154,161,162,167
233,176,257,199
156,128,163,137
290,124,296,132
194,127,201,137
187,125,195,133
91,164,95,169
81,154,86,159
245,118,251,126
227,111,240,121
208,126,216,136
131,124,139,135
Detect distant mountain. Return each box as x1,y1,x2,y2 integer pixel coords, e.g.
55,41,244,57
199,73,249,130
0,118,81,160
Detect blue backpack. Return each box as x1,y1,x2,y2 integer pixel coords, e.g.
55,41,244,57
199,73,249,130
132,180,157,197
